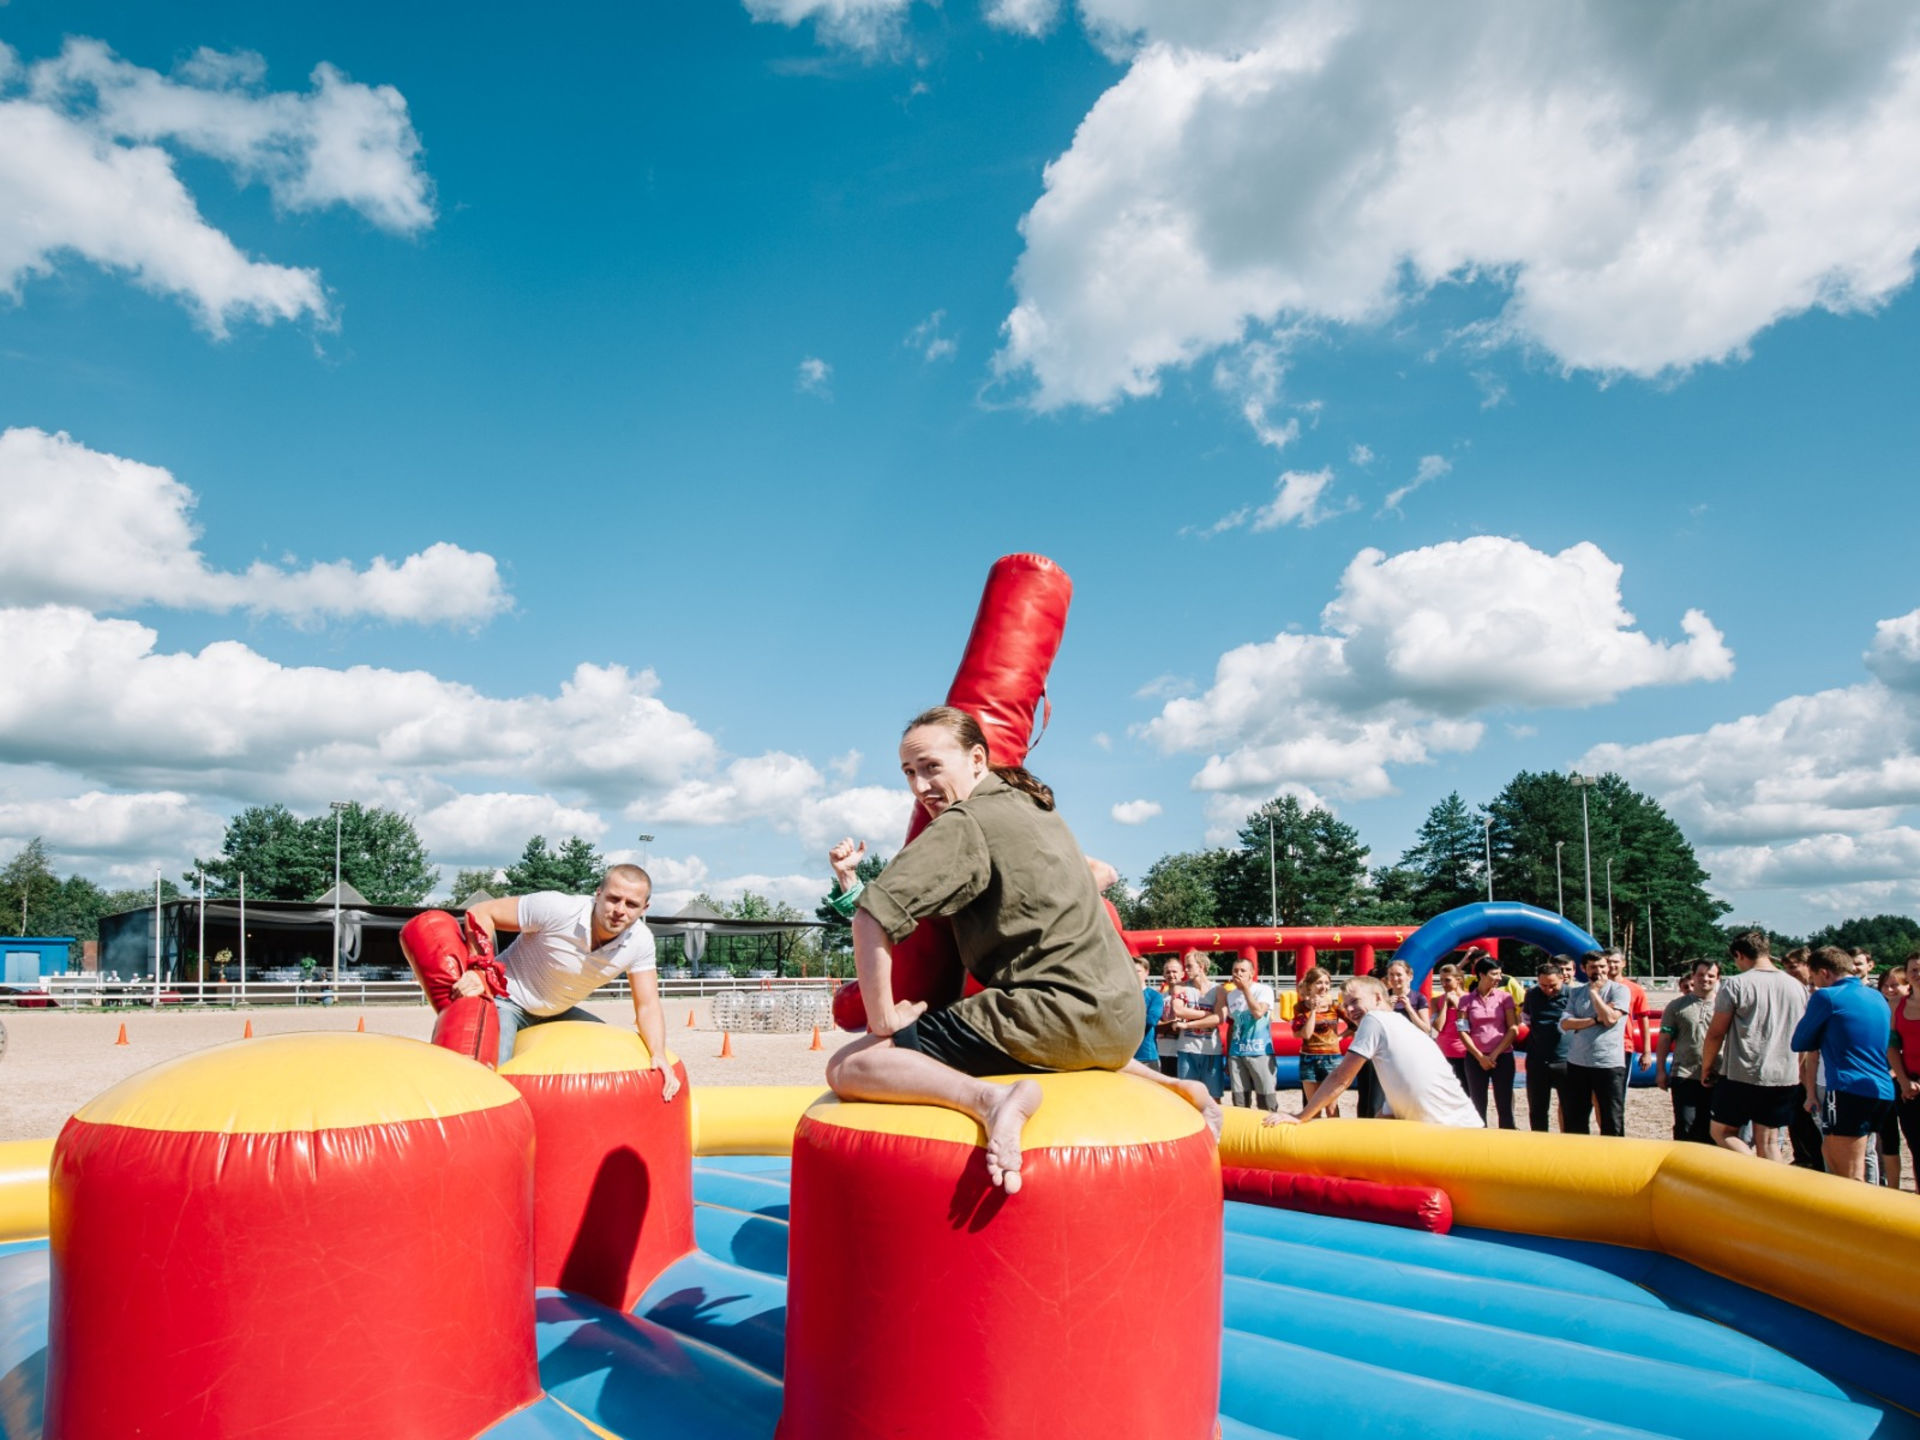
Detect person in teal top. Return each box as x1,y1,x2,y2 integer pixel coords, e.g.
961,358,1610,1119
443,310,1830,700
1133,957,1166,1066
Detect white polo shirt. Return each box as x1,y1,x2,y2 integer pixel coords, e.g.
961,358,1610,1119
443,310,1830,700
500,891,656,1016
1346,1009,1482,1128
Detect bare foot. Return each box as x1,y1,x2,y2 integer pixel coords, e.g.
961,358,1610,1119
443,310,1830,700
980,1079,1044,1194
1172,1078,1224,1140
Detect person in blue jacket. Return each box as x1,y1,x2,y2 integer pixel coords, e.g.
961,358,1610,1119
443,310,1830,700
1792,945,1895,1182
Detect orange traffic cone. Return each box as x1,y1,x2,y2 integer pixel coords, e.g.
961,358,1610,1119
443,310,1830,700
686,1007,696,1027
718,1031,734,1059
808,1024,823,1051
243,1019,254,1039
356,1015,366,1033
114,1023,129,1046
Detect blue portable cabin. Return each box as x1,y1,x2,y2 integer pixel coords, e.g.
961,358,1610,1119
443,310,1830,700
0,938,75,984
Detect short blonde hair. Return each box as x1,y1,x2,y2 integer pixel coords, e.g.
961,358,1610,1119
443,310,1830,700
1343,975,1388,1004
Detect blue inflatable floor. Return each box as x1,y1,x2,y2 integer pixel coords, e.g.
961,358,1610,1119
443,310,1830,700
3,1158,1915,1440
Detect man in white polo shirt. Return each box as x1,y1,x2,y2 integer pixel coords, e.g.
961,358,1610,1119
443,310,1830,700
1264,974,1481,1128
455,864,678,1096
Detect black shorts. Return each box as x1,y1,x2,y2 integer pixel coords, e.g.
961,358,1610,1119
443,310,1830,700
892,1007,1051,1079
1710,1079,1800,1131
1824,1088,1894,1140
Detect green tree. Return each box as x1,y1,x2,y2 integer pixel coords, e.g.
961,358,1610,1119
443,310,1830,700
814,850,889,953
1484,771,1727,971
502,835,605,895
192,803,435,904
1349,864,1424,926
448,867,505,904
1132,849,1235,930
1398,791,1487,918
1216,796,1371,926
1804,914,1920,964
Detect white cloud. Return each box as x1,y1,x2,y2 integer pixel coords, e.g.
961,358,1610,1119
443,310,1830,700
1382,454,1452,514
1579,605,1920,919
1256,468,1351,530
0,429,509,626
905,309,957,361
986,0,1062,37
642,852,829,916
1091,731,1112,751
1145,536,1730,799
744,0,915,52
796,355,833,396
0,605,719,807
1110,798,1162,825
0,38,431,334
995,1,1920,409
1349,444,1374,467
0,789,223,864
413,793,609,868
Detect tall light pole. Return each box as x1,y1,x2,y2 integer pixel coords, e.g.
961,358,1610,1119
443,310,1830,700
1554,841,1565,915
152,867,163,1008
1570,772,1598,935
1646,898,1655,977
1482,818,1494,902
330,802,347,988
197,867,206,1005
1605,858,1615,948
637,832,655,868
1267,816,1278,927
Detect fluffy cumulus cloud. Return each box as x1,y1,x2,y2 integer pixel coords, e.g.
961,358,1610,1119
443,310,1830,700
986,0,1064,38
796,356,833,397
0,428,509,626
0,789,223,863
1144,537,1730,800
996,1,1920,408
743,0,915,52
0,38,431,334
641,853,827,916
1110,798,1162,825
1582,607,1920,915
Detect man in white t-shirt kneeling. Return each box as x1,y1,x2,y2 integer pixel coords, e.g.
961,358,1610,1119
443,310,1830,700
456,865,678,1097
1265,974,1480,1128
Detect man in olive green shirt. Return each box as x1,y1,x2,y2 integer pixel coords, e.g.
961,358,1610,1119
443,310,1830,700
1657,959,1721,1144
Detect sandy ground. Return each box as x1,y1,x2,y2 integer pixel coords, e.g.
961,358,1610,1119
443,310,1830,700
3,999,1911,1192
0,997,830,1142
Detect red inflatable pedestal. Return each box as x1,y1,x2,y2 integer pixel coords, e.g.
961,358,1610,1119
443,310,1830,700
778,1072,1219,1440
833,554,1072,1033
46,1034,540,1440
499,1021,694,1311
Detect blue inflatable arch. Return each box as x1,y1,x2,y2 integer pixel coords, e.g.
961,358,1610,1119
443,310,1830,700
1391,902,1600,988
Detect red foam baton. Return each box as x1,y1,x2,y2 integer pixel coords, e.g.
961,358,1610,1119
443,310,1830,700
1222,1166,1454,1233
399,910,507,1014
832,553,1073,1032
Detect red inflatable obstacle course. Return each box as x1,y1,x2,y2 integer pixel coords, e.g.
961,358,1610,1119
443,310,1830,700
778,1072,1220,1440
1124,926,1500,983
47,1035,543,1440
832,553,1073,1033
1222,1166,1454,1234
498,1022,694,1313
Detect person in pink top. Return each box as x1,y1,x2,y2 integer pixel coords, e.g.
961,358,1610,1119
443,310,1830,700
1431,962,1472,1093
1887,952,1920,1185
1458,953,1521,1128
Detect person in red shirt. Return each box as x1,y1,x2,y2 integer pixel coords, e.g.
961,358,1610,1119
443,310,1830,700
1606,952,1653,1073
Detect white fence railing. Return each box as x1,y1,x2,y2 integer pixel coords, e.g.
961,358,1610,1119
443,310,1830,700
19,973,841,1009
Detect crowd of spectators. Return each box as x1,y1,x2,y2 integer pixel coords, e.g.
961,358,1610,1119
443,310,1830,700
1130,930,1918,1190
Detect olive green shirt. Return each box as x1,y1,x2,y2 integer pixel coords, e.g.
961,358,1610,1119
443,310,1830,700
857,772,1144,1071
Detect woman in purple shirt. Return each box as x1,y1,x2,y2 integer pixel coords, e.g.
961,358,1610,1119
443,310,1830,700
1458,953,1520,1129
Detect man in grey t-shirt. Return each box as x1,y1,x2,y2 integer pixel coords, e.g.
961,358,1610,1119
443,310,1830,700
1702,930,1808,1160
1558,951,1632,1136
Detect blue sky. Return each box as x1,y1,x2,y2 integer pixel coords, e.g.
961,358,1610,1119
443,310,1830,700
3,1,1919,933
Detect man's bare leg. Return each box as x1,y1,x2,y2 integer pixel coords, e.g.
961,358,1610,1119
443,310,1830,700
1122,1059,1223,1138
827,1035,1044,1193
1711,1120,1755,1155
